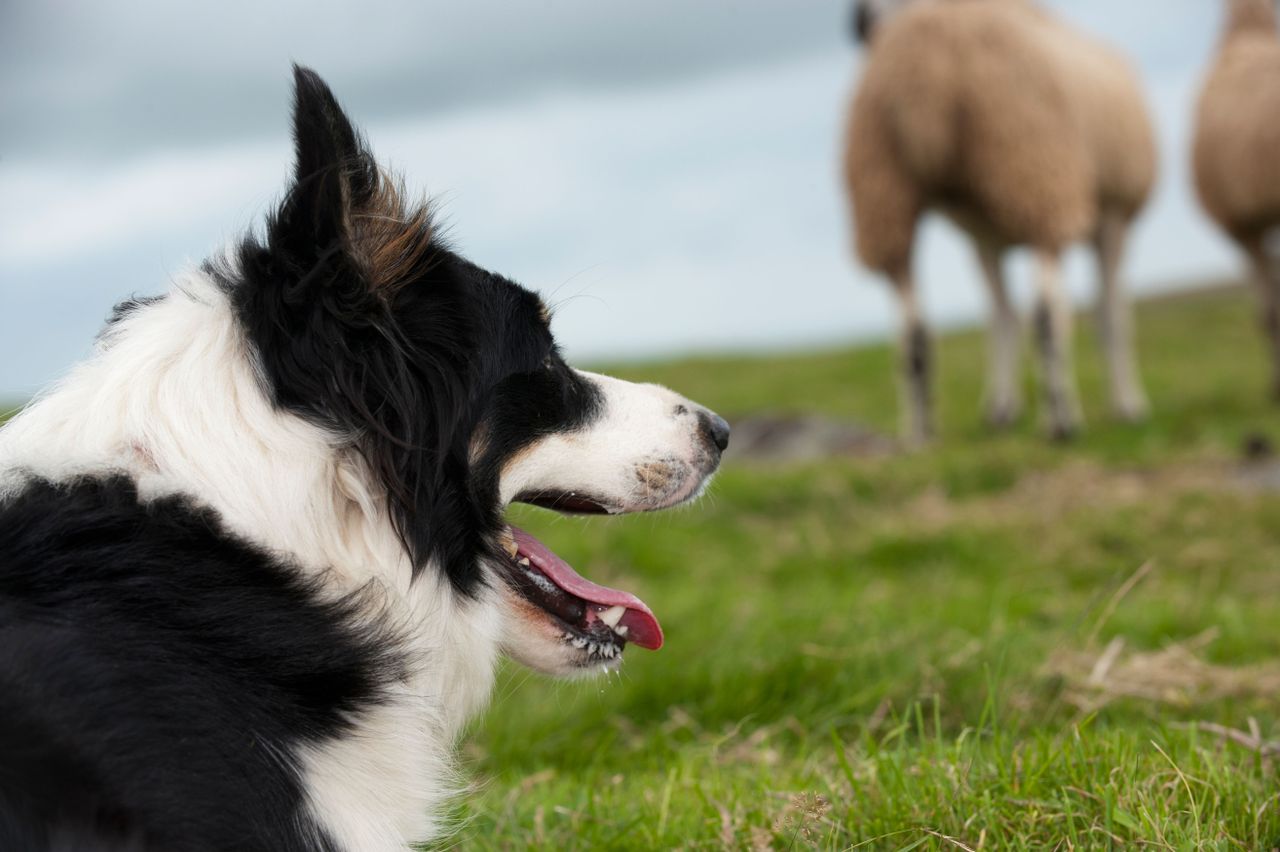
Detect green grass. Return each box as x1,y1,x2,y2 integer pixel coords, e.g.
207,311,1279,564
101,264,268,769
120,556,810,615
439,283,1280,850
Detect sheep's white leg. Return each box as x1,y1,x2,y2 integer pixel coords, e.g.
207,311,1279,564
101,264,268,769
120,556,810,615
976,242,1020,427
1248,236,1280,402
891,268,931,445
1033,249,1083,439
1094,213,1149,421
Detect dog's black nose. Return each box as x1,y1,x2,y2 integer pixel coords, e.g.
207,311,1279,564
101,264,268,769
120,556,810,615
702,412,731,452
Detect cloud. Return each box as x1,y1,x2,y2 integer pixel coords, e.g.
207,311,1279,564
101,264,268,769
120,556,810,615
0,0,845,163
0,1,1249,396
0,145,288,264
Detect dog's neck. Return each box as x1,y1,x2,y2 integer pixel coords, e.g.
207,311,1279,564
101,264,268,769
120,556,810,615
5,270,399,584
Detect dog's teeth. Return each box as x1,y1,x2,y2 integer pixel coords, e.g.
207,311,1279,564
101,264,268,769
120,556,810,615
616,625,629,638
500,530,518,558
517,557,531,567
599,605,626,629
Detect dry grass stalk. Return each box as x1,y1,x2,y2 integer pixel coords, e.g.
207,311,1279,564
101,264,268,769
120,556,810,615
1047,629,1280,712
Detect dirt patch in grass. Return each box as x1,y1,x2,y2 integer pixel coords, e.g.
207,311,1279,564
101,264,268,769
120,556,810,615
727,414,895,463
1046,629,1280,713
1236,458,1280,492
898,460,1229,533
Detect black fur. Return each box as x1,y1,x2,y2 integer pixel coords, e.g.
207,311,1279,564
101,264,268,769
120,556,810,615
0,476,402,852
907,322,930,385
104,295,165,330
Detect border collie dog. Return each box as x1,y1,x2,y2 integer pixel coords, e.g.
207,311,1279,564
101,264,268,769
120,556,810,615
0,67,728,851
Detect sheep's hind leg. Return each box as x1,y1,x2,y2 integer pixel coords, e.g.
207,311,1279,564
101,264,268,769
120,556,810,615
891,268,932,446
1095,213,1149,421
976,241,1021,428
1033,250,1083,440
1250,234,1280,402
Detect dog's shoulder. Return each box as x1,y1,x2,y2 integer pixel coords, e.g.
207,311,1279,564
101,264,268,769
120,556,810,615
0,474,401,852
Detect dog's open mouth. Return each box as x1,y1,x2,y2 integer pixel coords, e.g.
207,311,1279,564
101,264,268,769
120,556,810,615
516,490,617,515
497,523,664,655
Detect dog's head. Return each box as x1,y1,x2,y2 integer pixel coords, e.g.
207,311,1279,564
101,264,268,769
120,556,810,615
231,67,726,676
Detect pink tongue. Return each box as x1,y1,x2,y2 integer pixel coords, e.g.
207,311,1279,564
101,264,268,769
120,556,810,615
509,526,664,650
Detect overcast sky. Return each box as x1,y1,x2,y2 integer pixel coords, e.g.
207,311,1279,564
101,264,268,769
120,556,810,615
0,1,1245,397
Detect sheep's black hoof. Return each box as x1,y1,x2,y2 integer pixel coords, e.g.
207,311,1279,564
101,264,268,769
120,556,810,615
1242,432,1274,461
1048,422,1079,443
985,406,1020,430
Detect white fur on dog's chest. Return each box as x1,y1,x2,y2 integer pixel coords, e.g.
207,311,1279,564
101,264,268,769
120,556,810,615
301,590,503,851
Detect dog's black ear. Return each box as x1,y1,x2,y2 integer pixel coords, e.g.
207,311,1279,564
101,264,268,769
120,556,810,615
291,65,363,189
273,65,379,260
269,65,434,295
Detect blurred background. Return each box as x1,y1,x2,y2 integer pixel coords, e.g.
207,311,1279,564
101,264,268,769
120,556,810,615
0,0,1237,398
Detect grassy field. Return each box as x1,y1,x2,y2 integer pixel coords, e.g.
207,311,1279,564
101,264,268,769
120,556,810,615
440,283,1280,850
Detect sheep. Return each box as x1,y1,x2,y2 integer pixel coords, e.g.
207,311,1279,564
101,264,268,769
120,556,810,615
1193,0,1280,399
843,0,1156,443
